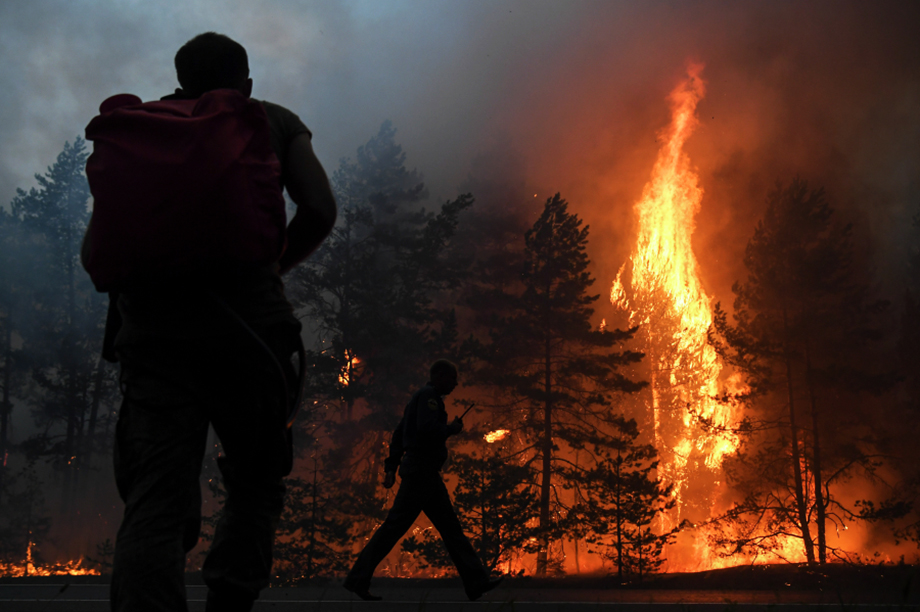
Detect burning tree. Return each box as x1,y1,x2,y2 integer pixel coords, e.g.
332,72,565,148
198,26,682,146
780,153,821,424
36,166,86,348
710,178,890,564
610,65,741,549
472,193,645,576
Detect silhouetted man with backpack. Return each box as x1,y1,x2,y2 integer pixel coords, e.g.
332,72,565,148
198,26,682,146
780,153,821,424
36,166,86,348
82,32,336,612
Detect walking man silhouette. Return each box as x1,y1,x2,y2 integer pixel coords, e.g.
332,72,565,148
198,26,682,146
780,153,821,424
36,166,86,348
343,359,503,601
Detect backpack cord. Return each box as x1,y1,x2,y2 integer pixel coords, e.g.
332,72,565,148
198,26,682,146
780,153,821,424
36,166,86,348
209,292,306,429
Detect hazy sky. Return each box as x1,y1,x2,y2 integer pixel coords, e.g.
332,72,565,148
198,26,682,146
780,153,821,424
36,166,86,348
2,0,918,304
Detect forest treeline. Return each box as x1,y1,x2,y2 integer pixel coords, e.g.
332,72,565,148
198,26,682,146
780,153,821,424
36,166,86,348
1,122,919,582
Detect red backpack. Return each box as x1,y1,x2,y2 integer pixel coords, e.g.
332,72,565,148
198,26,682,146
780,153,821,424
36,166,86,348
83,89,287,291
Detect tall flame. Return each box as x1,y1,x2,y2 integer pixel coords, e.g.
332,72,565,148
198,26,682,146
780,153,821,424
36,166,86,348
611,64,740,557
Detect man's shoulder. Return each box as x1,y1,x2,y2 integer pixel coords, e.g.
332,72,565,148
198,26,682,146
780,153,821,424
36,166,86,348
257,99,312,139
413,385,442,409
258,99,292,117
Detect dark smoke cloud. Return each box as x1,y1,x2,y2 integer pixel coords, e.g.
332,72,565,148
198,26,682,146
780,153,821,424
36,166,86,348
1,0,918,304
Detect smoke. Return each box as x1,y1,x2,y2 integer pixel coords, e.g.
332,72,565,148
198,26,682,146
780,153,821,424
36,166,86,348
4,0,918,416
448,1,920,305
2,1,917,302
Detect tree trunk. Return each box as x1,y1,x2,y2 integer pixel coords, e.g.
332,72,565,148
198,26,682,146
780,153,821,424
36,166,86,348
480,464,487,569
60,225,77,516
61,335,77,516
82,355,106,471
804,343,826,564
782,308,815,563
647,328,662,453
1,301,12,499
308,458,318,579
536,333,553,576
615,448,623,582
341,227,355,422
572,446,581,574
345,397,354,423
637,528,644,583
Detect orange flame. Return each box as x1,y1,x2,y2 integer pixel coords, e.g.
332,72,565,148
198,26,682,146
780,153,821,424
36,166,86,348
338,350,360,386
0,540,100,577
611,63,741,562
484,429,510,443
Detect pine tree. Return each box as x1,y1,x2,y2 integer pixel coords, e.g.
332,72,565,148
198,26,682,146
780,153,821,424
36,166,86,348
401,434,540,574
9,138,115,550
0,452,52,567
287,121,474,561
471,194,645,575
857,206,920,548
710,178,889,564
0,205,31,500
580,416,677,582
271,404,353,583
897,204,920,418
891,207,920,547
273,463,353,582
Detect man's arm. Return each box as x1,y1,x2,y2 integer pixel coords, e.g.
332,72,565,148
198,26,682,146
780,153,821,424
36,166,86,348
383,417,406,488
277,134,337,274
384,419,405,474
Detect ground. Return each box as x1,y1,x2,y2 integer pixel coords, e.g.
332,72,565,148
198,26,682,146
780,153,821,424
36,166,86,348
1,564,917,610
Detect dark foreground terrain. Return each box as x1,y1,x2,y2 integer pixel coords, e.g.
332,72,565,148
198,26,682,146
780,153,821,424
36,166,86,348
2,564,918,611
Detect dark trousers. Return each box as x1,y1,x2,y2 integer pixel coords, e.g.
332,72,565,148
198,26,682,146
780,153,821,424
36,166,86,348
110,329,298,612
345,470,488,596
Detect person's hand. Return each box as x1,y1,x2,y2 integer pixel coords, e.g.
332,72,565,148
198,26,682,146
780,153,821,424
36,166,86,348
383,471,396,489
448,416,463,435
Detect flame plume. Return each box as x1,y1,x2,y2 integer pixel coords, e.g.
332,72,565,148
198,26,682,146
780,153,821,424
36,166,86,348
611,64,739,559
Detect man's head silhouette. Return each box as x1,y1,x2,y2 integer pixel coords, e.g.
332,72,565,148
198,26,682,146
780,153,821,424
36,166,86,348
430,359,459,396
174,32,252,97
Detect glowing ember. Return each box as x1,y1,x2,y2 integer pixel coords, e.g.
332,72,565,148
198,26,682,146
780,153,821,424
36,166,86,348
611,63,740,548
484,429,510,443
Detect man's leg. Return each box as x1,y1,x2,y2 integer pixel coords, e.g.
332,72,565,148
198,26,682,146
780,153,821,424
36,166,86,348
420,472,491,598
201,334,296,612
201,455,286,611
110,374,209,612
344,475,424,592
